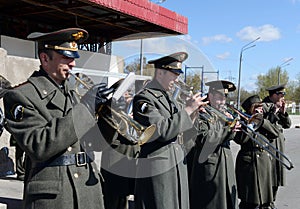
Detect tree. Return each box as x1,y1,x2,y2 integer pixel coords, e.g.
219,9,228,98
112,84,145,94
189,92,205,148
124,57,154,77
186,73,201,93
124,57,141,74
256,67,289,99
288,73,300,104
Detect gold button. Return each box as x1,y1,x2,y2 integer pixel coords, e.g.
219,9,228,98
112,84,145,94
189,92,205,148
42,90,47,95
67,147,72,152
74,173,79,178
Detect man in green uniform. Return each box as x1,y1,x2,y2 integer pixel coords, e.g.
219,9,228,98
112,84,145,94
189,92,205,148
235,95,278,209
262,84,291,208
132,52,207,209
3,28,113,209
189,80,238,209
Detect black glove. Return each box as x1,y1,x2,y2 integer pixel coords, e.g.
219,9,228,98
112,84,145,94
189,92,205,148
81,83,114,116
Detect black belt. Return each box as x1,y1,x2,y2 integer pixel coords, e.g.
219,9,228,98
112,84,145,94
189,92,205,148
241,146,266,152
34,152,92,168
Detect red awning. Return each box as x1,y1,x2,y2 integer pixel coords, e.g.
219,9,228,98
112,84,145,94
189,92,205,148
0,0,188,44
86,0,188,34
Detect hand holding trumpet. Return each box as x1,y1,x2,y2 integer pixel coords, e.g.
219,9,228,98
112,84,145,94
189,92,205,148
80,83,114,116
184,92,208,115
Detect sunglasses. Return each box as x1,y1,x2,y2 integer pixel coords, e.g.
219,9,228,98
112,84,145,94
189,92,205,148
275,91,286,96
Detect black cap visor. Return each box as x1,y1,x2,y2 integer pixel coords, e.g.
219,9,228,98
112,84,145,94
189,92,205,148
57,50,80,58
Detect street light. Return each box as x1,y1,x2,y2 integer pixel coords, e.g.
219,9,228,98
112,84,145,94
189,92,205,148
236,37,260,109
139,39,143,75
277,58,293,85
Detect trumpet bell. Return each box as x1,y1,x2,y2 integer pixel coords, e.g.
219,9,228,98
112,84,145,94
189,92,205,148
248,113,263,130
99,106,155,145
136,124,156,145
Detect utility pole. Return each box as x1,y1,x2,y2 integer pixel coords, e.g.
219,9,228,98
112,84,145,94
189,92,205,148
237,37,260,109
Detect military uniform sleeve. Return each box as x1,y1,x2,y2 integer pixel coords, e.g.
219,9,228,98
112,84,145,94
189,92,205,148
196,117,236,151
278,112,291,129
4,90,96,162
133,93,194,143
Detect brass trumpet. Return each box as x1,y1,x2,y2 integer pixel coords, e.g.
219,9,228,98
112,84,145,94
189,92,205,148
69,71,156,145
201,104,236,126
226,103,294,170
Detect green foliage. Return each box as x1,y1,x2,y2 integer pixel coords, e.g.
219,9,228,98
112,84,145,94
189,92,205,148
186,73,201,93
124,57,154,77
256,67,289,99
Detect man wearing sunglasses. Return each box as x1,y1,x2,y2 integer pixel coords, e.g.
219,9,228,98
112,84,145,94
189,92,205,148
262,84,291,209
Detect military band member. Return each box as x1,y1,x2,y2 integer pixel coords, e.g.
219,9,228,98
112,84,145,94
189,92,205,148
189,80,238,209
3,28,113,209
262,84,291,207
132,52,206,209
234,95,279,209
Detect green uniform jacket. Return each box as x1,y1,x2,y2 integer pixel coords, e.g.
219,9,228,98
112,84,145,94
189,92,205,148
132,79,197,209
262,97,292,187
189,111,238,209
234,117,279,205
3,69,104,209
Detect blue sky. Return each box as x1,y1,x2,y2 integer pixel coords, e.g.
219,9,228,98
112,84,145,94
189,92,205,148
113,0,300,92
161,0,300,90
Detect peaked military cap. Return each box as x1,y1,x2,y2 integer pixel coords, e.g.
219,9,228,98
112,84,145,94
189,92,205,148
242,95,262,112
266,84,286,95
206,80,236,96
27,28,88,59
148,52,188,74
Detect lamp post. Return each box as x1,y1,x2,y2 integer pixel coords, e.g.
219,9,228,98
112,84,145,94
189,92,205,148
236,37,260,109
277,58,293,85
139,39,143,75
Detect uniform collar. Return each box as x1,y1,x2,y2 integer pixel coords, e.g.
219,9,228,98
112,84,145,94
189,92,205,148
28,68,74,99
146,79,165,92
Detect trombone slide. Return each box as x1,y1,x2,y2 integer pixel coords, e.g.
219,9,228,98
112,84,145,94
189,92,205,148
241,121,294,170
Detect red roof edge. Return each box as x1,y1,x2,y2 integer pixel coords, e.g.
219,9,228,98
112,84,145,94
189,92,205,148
87,0,188,34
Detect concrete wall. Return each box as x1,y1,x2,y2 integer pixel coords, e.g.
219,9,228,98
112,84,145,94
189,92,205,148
0,48,40,156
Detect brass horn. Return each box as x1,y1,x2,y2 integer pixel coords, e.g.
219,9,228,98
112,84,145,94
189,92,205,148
69,71,156,145
226,103,294,170
99,106,156,145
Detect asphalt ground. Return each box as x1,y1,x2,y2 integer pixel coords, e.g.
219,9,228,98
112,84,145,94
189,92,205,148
1,115,300,209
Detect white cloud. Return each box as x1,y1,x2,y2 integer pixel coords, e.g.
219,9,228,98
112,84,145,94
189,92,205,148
216,52,230,60
237,24,281,42
202,34,233,45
